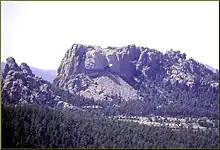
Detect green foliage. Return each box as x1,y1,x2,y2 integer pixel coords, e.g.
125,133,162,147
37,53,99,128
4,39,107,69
2,104,219,148
131,75,219,119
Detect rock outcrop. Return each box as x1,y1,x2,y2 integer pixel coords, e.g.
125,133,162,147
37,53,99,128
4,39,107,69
20,63,34,77
53,44,145,101
1,44,218,119
1,57,79,110
2,57,21,79
53,44,218,101
1,62,56,82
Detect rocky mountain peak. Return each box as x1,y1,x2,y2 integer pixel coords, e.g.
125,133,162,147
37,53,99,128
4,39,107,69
2,45,219,123
53,44,219,102
1,57,79,111
3,57,21,78
6,57,16,64
54,44,143,86
53,44,146,101
20,62,34,77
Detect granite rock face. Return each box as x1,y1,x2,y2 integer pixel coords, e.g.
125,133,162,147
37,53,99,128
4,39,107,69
53,44,144,101
2,44,217,106
1,57,79,110
53,44,219,101
2,57,21,79
20,63,34,77
54,44,143,88
1,43,218,118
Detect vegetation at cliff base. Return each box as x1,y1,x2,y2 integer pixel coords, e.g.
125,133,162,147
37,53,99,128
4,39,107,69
2,104,219,148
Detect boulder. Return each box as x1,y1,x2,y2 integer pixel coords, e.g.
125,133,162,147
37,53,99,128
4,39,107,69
20,63,34,76
3,57,21,78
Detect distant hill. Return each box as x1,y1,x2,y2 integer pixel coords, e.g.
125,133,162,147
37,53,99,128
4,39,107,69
1,62,56,82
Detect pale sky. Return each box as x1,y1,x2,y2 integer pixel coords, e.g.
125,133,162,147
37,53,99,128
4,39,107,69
1,1,219,70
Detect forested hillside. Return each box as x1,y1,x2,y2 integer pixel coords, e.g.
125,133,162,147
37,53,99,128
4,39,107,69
1,44,219,148
2,104,219,148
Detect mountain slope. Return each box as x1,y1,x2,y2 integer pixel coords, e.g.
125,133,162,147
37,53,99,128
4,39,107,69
53,44,219,119
1,57,81,111
1,45,219,148
1,44,219,119
2,103,218,148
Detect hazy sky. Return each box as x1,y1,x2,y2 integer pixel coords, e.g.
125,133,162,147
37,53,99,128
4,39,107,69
1,1,219,70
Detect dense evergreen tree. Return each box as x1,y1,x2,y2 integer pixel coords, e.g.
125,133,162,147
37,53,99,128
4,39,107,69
2,104,219,148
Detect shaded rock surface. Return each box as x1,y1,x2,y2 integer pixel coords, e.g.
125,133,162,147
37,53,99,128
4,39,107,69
53,44,219,101
2,57,21,78
1,58,79,111
1,62,56,82
78,74,138,101
28,67,56,82
1,43,219,119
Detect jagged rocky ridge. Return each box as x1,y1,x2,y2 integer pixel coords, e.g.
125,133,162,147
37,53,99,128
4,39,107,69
1,62,56,82
1,44,219,149
51,44,219,119
1,44,219,119
53,44,219,101
1,57,80,110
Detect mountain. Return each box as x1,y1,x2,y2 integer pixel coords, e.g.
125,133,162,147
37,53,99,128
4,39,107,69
2,44,219,119
52,44,219,118
1,57,81,110
1,62,56,82
1,44,219,148
54,44,218,94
